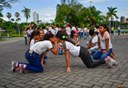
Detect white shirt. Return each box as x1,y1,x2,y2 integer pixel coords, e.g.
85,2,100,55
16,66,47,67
65,41,80,57
30,39,35,47
27,29,33,35
50,28,56,35
23,30,27,37
55,27,59,34
66,27,71,35
83,28,87,33
72,26,76,30
90,35,98,50
99,31,112,49
43,29,48,34
30,40,53,55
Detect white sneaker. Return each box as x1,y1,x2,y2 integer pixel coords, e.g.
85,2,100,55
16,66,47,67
11,61,16,72
19,64,25,73
112,60,118,66
105,57,112,68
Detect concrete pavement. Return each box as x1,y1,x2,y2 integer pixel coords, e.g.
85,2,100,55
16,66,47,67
0,35,128,88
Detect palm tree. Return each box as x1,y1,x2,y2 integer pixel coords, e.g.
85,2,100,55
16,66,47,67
22,7,30,23
6,12,12,21
126,18,128,28
15,12,21,36
106,6,118,28
15,12,20,20
0,12,3,17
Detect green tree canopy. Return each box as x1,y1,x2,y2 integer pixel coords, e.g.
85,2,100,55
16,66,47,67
6,12,12,21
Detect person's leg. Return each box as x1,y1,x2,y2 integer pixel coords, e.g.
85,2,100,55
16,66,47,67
93,50,102,60
99,49,112,61
79,47,105,68
91,48,98,56
25,51,43,72
24,37,27,45
84,32,86,39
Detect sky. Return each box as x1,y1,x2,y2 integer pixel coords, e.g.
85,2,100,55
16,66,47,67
2,0,128,23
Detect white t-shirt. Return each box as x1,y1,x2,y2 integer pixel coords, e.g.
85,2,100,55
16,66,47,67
50,28,56,35
99,31,112,49
55,27,59,34
66,27,71,35
30,40,53,55
30,39,35,47
65,41,80,57
90,35,98,50
72,26,76,30
23,30,27,37
83,28,87,33
27,29,33,35
43,29,48,34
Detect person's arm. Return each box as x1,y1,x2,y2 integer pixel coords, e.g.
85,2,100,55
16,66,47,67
50,41,58,55
65,50,71,73
41,52,46,65
75,40,80,46
98,37,101,51
105,38,109,51
104,32,110,52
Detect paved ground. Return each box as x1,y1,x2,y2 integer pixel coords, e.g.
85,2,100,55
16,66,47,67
0,35,128,88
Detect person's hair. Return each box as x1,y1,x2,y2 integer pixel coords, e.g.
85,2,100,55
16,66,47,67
70,30,75,38
30,30,40,41
95,25,99,29
56,30,68,40
43,31,54,40
100,24,109,33
89,29,95,36
70,30,78,38
56,30,76,45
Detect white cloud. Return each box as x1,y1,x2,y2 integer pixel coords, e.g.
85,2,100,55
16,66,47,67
80,0,106,4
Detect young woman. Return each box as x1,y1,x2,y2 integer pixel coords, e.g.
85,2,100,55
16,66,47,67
11,32,58,73
29,30,40,47
93,24,118,67
56,30,105,73
87,29,98,55
70,30,80,46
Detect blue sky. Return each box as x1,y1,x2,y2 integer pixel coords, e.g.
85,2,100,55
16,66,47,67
2,0,128,22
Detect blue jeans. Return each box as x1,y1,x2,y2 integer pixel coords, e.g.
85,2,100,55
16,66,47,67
93,48,112,61
91,48,98,56
83,32,86,39
58,48,63,55
25,50,43,72
24,37,27,45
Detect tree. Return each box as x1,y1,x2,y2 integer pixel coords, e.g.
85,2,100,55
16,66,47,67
0,0,18,11
22,7,30,23
126,18,128,28
6,12,12,21
106,6,118,28
15,12,20,36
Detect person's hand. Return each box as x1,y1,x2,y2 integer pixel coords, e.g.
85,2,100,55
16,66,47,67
103,50,108,53
52,38,57,44
98,48,101,52
66,67,71,73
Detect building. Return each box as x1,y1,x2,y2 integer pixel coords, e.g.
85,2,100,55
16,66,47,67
120,16,126,23
33,11,39,23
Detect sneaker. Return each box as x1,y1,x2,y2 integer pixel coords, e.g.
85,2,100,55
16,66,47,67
11,61,16,72
112,60,118,66
105,57,112,68
19,64,25,73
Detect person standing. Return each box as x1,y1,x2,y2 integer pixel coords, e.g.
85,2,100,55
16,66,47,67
23,28,28,45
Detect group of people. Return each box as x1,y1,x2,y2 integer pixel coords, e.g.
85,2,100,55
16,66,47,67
11,23,118,73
